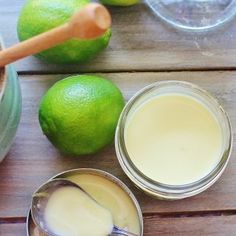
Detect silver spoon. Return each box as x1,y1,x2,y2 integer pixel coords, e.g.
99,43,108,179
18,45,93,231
31,179,138,236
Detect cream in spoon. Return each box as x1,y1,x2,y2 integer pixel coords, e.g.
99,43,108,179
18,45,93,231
44,186,113,236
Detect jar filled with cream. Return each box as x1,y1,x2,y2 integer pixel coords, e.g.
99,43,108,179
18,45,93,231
115,81,232,200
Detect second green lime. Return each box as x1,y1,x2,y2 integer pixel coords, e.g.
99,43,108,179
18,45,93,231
39,75,125,156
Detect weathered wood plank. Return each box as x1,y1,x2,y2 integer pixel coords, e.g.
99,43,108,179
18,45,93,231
0,71,235,217
1,1,236,72
2,215,236,236
143,215,236,236
0,223,26,236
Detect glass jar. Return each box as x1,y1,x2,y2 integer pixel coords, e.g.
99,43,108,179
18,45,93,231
146,0,236,31
115,81,232,200
0,42,21,162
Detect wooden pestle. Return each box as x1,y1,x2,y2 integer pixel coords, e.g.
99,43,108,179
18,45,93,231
0,3,111,67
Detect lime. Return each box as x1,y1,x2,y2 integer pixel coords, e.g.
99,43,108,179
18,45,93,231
100,0,139,6
17,0,111,64
39,75,125,155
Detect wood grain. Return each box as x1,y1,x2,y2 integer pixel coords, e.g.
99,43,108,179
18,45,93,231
143,215,236,236
1,215,236,236
0,223,25,236
0,71,235,218
1,0,236,73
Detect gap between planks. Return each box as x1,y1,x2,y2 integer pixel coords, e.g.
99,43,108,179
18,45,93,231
2,210,236,224
16,67,236,76
0,217,26,224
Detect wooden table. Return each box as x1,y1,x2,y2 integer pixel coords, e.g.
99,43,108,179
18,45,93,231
1,1,236,235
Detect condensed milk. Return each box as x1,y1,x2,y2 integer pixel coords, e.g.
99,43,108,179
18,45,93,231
28,169,143,236
116,81,232,199
125,94,222,185
44,186,114,236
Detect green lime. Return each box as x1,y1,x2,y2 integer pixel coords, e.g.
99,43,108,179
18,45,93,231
39,75,125,155
17,0,111,64
100,0,139,6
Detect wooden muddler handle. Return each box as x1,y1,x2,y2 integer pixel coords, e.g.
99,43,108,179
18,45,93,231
0,3,111,67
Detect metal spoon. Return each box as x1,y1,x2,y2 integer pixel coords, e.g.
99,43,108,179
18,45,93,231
31,179,138,236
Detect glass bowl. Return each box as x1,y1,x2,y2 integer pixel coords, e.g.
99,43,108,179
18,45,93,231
0,40,21,162
146,0,236,31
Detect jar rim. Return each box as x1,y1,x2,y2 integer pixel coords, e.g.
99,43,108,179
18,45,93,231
115,80,233,199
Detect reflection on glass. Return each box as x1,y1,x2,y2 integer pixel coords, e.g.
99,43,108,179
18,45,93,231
146,0,236,31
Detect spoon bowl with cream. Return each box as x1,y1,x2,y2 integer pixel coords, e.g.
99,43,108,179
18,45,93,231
31,179,138,236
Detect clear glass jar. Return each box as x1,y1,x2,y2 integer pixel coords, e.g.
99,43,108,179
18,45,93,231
115,81,232,200
146,0,236,31
0,42,21,162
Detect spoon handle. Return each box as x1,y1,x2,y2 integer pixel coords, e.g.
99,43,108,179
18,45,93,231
0,23,71,67
112,226,138,236
0,3,111,67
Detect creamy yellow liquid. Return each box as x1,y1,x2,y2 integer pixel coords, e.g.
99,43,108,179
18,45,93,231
125,94,223,185
31,173,141,236
45,187,114,236
67,174,140,234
